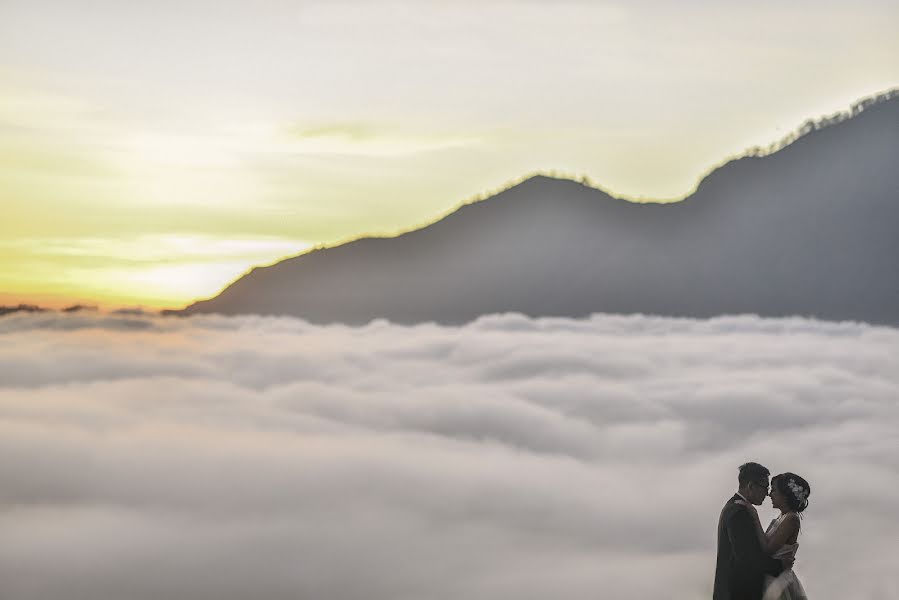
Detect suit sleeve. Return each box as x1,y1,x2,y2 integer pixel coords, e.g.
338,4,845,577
726,507,784,577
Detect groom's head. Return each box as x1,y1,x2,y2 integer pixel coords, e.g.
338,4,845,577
737,462,770,505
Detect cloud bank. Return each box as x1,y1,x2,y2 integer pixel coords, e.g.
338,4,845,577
1,312,898,599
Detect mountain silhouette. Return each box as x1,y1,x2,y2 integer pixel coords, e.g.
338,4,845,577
181,91,899,325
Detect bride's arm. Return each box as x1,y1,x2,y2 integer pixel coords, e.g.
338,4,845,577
762,513,799,555
726,505,785,577
736,502,800,554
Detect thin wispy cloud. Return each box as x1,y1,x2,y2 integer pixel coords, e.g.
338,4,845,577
1,313,897,599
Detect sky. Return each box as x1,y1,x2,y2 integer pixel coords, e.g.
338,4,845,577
1,0,897,308
2,311,898,599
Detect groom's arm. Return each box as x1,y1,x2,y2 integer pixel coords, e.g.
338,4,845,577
727,507,784,577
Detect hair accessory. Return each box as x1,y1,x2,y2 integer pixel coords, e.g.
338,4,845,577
787,478,809,503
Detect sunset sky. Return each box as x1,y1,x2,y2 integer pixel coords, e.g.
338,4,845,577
2,0,897,309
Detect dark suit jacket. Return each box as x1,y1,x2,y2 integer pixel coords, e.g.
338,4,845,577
713,494,784,600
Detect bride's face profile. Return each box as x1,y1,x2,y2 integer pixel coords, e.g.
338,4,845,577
769,485,787,511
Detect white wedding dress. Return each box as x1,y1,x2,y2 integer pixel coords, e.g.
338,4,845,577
762,513,808,600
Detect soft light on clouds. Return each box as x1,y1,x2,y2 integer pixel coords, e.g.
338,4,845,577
1,312,897,599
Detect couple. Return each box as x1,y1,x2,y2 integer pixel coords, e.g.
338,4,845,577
714,462,811,600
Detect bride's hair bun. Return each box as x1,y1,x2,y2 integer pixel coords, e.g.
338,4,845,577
772,472,811,513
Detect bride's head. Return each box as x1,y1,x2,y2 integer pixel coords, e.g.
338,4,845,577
770,473,811,513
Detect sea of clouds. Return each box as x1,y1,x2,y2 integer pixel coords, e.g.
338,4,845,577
1,312,897,600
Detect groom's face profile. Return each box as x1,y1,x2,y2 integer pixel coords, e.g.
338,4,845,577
737,462,772,505
746,478,770,505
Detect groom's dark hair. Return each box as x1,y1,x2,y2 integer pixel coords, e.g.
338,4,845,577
737,462,770,486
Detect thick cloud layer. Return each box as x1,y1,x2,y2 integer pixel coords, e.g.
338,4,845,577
1,312,897,600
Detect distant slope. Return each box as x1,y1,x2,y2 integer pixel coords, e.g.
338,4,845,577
182,92,899,325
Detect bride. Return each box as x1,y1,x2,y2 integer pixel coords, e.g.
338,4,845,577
738,472,811,600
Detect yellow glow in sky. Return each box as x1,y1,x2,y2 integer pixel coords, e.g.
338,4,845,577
0,0,896,309
0,235,310,308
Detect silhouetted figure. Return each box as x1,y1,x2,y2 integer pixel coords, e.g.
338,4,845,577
714,462,787,600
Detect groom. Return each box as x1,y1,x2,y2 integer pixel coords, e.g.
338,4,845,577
713,462,790,600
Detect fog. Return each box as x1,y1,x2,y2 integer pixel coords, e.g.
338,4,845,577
1,312,897,599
